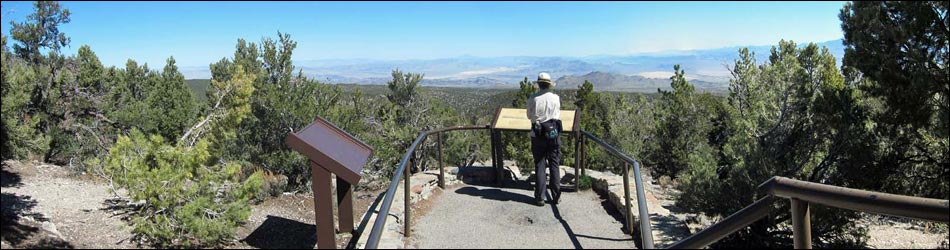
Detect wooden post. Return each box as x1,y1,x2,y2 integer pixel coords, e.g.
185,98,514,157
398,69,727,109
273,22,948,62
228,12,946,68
438,132,444,189
492,130,505,187
791,198,812,249
336,175,354,234
574,131,581,190
622,163,634,236
312,163,336,249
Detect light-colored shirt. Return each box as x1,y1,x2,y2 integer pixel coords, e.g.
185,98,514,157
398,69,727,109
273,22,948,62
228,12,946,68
526,90,560,137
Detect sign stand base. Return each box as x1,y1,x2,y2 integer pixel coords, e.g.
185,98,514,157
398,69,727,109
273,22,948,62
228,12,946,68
312,162,336,249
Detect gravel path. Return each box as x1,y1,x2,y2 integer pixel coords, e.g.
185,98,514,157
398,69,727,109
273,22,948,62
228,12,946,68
410,182,636,249
1,160,136,249
2,160,381,249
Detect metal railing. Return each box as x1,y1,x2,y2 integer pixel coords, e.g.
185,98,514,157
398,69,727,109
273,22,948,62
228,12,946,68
364,125,491,248
668,176,950,249
579,130,656,249
364,126,657,249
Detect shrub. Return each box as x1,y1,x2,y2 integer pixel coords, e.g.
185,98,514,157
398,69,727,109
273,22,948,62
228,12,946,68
254,168,288,202
577,174,592,190
104,130,262,247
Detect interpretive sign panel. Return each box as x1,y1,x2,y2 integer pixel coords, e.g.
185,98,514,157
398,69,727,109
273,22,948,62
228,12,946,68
285,116,373,183
491,108,578,132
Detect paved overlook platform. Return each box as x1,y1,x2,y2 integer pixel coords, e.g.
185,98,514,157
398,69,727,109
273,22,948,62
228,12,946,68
353,163,691,249
409,182,635,249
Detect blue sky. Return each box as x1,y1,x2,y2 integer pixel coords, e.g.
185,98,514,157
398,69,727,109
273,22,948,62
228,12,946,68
1,1,847,68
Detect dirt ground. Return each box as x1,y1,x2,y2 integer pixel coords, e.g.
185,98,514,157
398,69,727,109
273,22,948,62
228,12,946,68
1,160,382,249
861,215,949,249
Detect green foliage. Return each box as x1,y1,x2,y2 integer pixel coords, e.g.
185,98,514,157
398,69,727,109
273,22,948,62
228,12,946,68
575,79,637,174
107,60,154,134
604,93,657,169
209,33,388,189
101,55,260,247
840,1,948,130
185,79,211,103
4,1,75,163
675,41,871,248
1,53,50,160
9,1,71,64
649,65,717,179
387,69,425,125
840,1,949,199
146,57,196,142
46,45,114,169
577,174,592,190
104,130,261,247
1,35,7,160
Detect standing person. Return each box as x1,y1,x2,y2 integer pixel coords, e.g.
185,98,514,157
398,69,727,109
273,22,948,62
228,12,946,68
526,72,562,206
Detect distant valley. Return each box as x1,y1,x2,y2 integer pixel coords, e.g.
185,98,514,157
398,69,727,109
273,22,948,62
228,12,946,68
181,39,844,93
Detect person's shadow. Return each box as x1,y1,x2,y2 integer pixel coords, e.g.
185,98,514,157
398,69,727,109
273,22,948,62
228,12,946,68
549,192,583,249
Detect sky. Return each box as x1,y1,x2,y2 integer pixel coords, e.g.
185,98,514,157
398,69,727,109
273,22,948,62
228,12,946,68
0,1,847,68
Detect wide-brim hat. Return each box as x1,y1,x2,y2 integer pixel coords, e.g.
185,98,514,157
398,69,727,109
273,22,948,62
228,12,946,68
537,72,556,88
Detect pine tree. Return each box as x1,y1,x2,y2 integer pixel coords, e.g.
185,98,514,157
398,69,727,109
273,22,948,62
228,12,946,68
146,57,196,142
650,65,714,178
9,1,71,65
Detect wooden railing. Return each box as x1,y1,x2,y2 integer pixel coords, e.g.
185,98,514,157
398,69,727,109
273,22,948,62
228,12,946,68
668,177,950,249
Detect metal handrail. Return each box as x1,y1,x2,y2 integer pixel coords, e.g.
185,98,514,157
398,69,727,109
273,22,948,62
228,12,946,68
365,125,490,249
580,130,656,249
668,176,950,249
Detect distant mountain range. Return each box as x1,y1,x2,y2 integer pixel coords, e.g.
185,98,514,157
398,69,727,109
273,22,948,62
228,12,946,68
181,39,845,92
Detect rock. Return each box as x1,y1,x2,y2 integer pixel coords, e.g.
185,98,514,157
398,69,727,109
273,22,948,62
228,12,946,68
42,221,64,239
420,185,432,200
505,164,522,180
448,167,459,175
410,174,437,186
457,166,496,183
560,166,576,184
411,185,425,194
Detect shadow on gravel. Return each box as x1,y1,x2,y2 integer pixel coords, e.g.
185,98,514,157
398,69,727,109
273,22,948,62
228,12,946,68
1,193,40,246
551,202,583,249
591,184,642,248
1,164,73,249
454,186,537,205
241,215,317,249
1,164,22,188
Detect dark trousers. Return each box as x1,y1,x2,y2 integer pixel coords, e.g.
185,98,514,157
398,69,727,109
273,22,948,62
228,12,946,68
531,135,561,202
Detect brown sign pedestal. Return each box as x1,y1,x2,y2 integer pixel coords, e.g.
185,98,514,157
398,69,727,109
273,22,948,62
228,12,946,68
286,117,373,249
